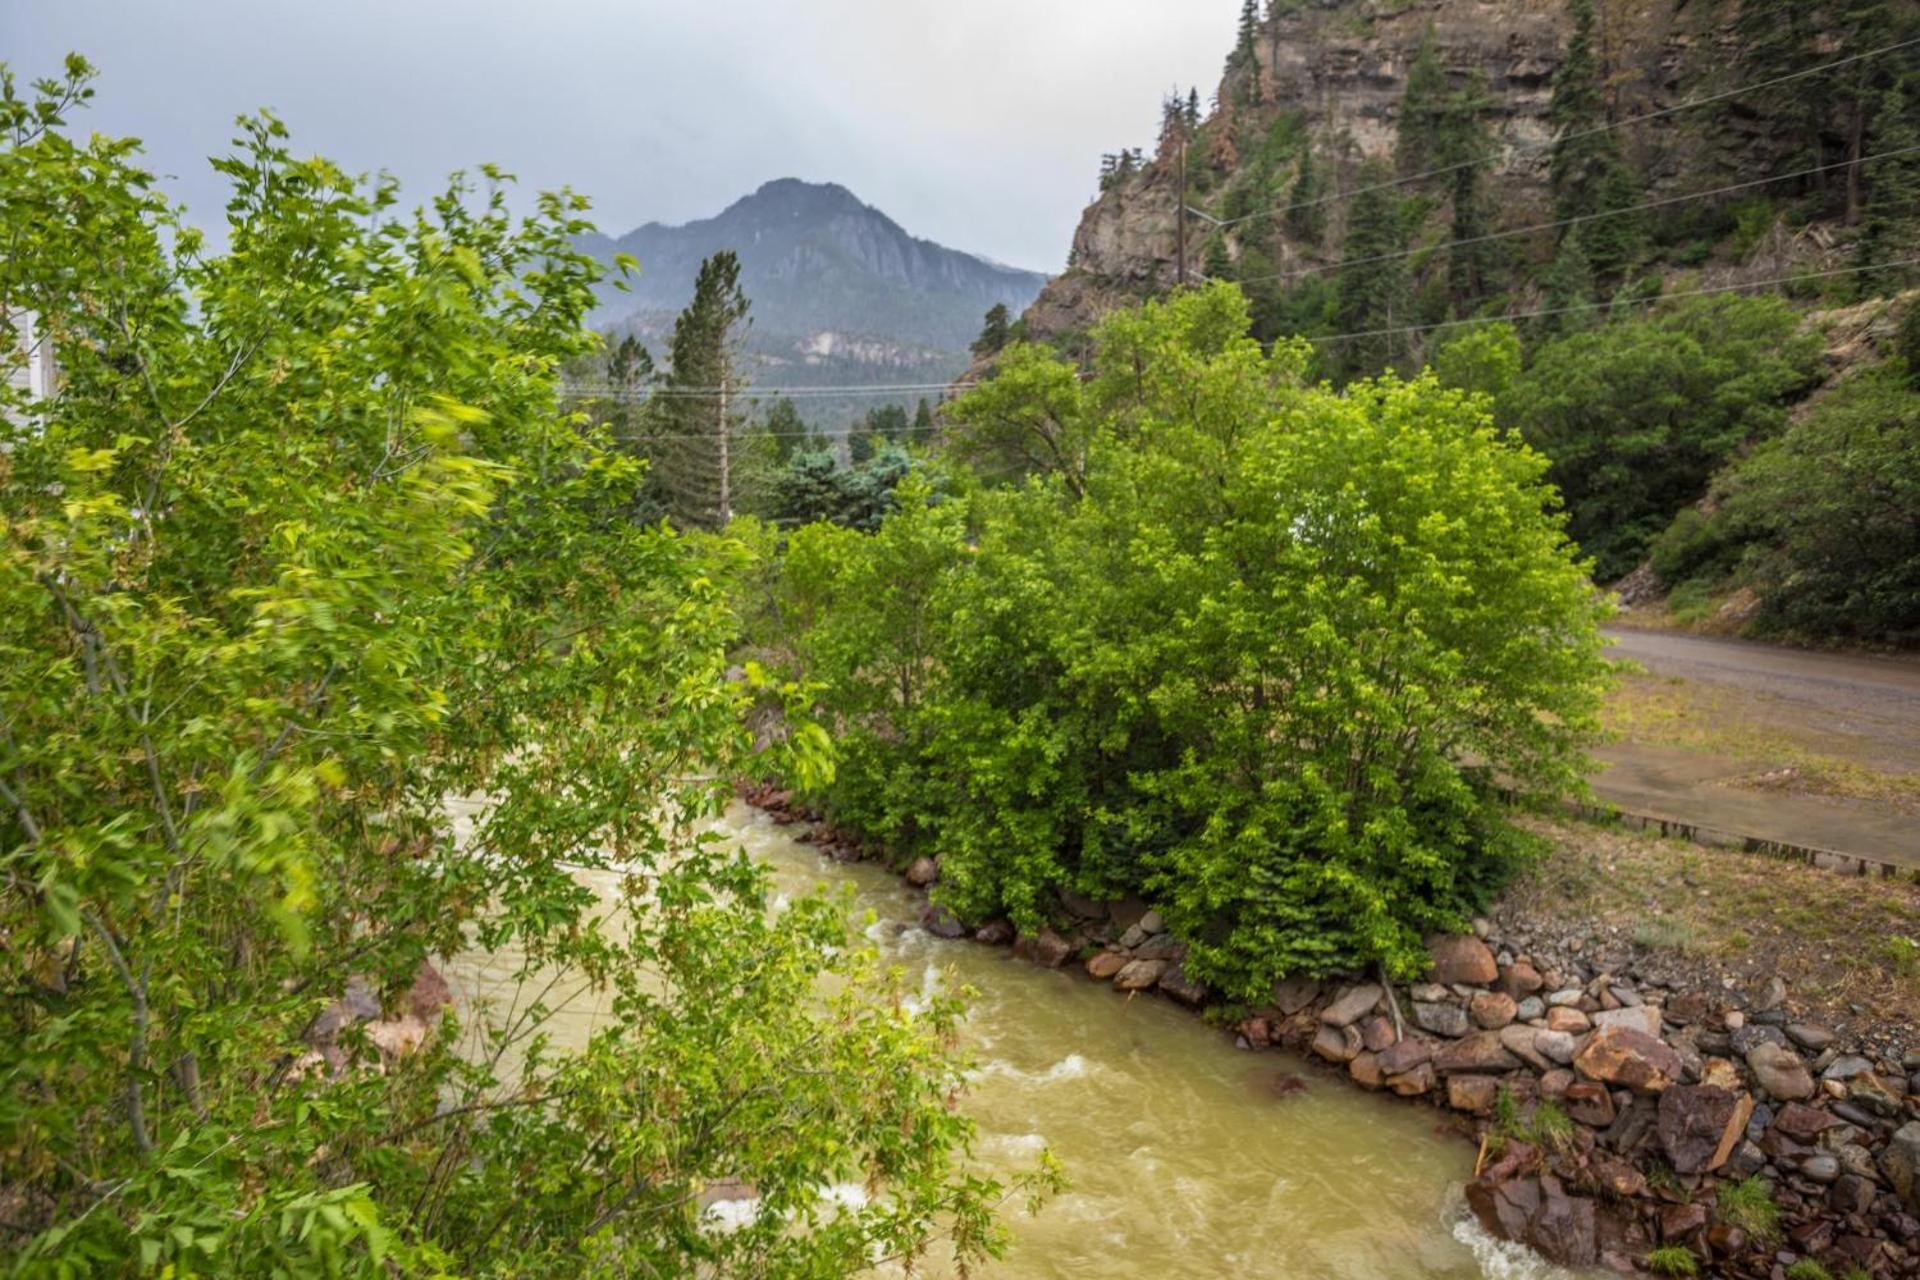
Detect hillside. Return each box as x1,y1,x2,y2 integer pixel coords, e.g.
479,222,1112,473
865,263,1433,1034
578,179,1048,423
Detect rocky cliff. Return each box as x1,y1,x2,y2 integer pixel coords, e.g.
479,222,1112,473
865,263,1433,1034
1023,0,1834,342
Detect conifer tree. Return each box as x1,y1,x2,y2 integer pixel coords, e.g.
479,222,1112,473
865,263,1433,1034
1234,0,1260,70
1536,222,1598,340
1856,77,1920,291
1397,29,1449,177
1186,88,1203,131
1332,161,1412,377
973,302,1012,357
1287,146,1325,245
764,395,809,464
912,396,936,445
1204,233,1234,282
649,251,753,529
1547,0,1642,281
1442,73,1503,308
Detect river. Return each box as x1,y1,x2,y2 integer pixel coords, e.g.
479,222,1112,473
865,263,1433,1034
453,802,1573,1279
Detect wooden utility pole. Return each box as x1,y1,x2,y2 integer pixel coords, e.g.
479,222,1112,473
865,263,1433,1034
716,376,731,525
1176,137,1189,287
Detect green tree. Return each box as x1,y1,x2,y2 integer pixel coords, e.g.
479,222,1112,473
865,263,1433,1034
972,301,1012,357
1432,322,1522,404
1502,294,1821,579
1204,233,1234,281
1397,28,1449,177
1331,162,1413,377
912,395,937,444
649,251,754,527
1856,77,1920,291
762,393,810,463
1547,0,1642,281
1536,222,1598,339
0,58,1050,1277
1286,145,1325,245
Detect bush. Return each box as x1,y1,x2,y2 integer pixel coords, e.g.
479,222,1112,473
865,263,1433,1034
774,284,1611,996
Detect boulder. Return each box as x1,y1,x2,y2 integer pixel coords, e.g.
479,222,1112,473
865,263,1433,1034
1471,991,1519,1030
1033,927,1074,968
1428,934,1499,986
1573,1027,1683,1094
1659,1201,1708,1242
1086,950,1128,981
1449,1074,1503,1115
1563,1081,1616,1128
1746,1041,1817,1102
1377,1038,1431,1076
1360,1015,1398,1053
905,857,939,887
1771,1101,1836,1144
1516,996,1546,1022
1847,1070,1902,1117
1413,1000,1471,1038
1312,1022,1361,1064
312,975,380,1042
1498,961,1546,998
1500,1025,1552,1072
1157,961,1208,1006
406,962,453,1022
1387,1062,1436,1097
1591,1005,1662,1038
1272,976,1321,1016
1535,1029,1577,1065
1883,1121,1920,1214
1786,1022,1836,1052
974,919,1015,945
1657,1085,1754,1175
1348,1051,1384,1089
1466,1174,1598,1269
1433,1031,1522,1075
923,906,970,940
1131,932,1183,961
1113,957,1168,991
1821,1053,1875,1083
366,1015,427,1059
1319,983,1383,1028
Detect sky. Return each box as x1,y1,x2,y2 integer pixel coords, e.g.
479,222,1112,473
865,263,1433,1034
5,0,1239,274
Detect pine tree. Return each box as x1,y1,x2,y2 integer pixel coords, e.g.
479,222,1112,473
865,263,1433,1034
1332,162,1412,377
1234,0,1259,69
1204,234,1234,282
1547,0,1642,282
1536,223,1597,340
763,396,808,464
911,397,936,445
648,251,752,529
1856,77,1920,292
1287,146,1325,245
1442,73,1502,309
1397,29,1449,178
973,303,1012,357
1186,88,1203,132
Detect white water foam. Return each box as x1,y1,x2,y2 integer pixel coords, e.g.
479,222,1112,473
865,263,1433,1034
1451,1211,1573,1280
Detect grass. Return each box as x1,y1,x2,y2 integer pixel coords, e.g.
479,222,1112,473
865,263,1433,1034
1784,1262,1833,1280
1508,816,1920,1027
1646,1246,1700,1277
1489,1087,1577,1154
1715,1176,1781,1244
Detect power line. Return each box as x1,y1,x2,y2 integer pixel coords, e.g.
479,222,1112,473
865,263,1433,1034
1208,33,1920,232
1232,144,1920,289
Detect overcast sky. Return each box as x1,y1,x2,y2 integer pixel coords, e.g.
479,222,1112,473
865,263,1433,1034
6,1,1238,273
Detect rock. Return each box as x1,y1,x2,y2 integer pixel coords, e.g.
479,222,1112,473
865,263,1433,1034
1449,1074,1503,1115
1574,1027,1683,1094
1547,987,1584,1008
1119,923,1150,949
366,1015,427,1059
1725,1139,1768,1179
1057,888,1104,920
1500,1025,1552,1072
1472,991,1519,1030
406,962,453,1023
1272,976,1320,1016
1414,1000,1471,1038
1312,1022,1361,1064
312,975,381,1042
1659,1201,1708,1241
1752,975,1788,1013
1467,1175,1598,1269
1747,1042,1817,1102
923,906,970,940
1349,1051,1384,1089
974,919,1015,945
1801,1153,1841,1183
1433,1031,1523,1075
1499,961,1546,998
1516,996,1545,1021
1360,1015,1398,1053
1320,983,1383,1028
1831,1173,1878,1216
1772,1101,1837,1144
1113,957,1168,991
1237,1016,1273,1048
1157,961,1208,1006
905,856,939,887
1138,909,1165,935
1131,933,1183,961
1540,1068,1574,1098
1847,1070,1902,1117
1409,983,1451,1004
1657,1085,1754,1175
1884,1121,1920,1214
1376,1038,1431,1076
1591,1153,1646,1198
1563,1081,1616,1128
1086,950,1128,980
1591,1005,1662,1038
1428,934,1499,986
1033,927,1073,968
1535,1029,1577,1065
1821,1054,1875,1082
1387,1062,1436,1097
1664,992,1710,1025
1787,1023,1837,1052
1699,1056,1744,1091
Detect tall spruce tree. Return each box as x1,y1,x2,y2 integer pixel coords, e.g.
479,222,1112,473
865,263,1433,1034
973,302,1012,357
649,251,753,529
1332,161,1413,377
1397,29,1450,177
1547,0,1642,282
1442,73,1503,309
1288,145,1325,245
911,396,937,444
1857,77,1920,290
1536,222,1598,340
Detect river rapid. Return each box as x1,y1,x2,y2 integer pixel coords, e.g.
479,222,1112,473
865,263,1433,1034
453,802,1577,1279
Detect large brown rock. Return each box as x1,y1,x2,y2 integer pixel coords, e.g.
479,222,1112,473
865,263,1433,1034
1471,991,1519,1030
1113,957,1168,991
1349,1051,1384,1089
1312,1022,1362,1064
1157,960,1208,1006
1428,934,1498,986
1657,1085,1754,1175
1319,983,1383,1028
1465,1174,1598,1269
1272,975,1320,1016
1433,1031,1522,1075
1449,1074,1503,1115
1746,1041,1816,1102
1387,1062,1436,1096
1573,1026,1682,1094
1562,1081,1616,1128
905,856,939,887
1376,1038,1431,1076
1497,960,1545,998
1884,1121,1920,1214
1086,950,1128,980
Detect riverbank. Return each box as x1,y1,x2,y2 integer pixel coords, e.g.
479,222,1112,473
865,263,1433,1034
741,783,1920,1278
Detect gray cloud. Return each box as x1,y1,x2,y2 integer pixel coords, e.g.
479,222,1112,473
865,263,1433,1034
5,0,1237,271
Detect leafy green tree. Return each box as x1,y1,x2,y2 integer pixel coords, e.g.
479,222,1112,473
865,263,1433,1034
648,251,754,527
1501,294,1821,579
1547,0,1642,281
972,301,1013,357
1432,322,1522,404
1331,162,1413,377
0,58,1049,1277
773,283,1610,994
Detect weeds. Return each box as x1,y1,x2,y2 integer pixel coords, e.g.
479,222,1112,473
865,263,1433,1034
1646,1246,1700,1277
1715,1176,1780,1243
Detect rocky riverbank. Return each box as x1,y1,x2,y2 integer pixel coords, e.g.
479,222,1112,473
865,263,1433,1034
741,783,1920,1279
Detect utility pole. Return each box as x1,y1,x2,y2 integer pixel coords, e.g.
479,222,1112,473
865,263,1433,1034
1176,137,1189,287
716,376,731,525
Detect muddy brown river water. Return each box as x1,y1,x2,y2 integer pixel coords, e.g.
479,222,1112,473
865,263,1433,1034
453,802,1578,1279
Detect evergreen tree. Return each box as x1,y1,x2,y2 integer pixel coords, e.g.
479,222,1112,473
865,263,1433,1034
1397,29,1449,178
911,396,936,445
1536,223,1597,341
1856,77,1920,291
1186,88,1203,132
1442,74,1503,309
1728,0,1827,182
1332,162,1412,377
972,302,1013,357
1204,233,1234,281
1287,146,1325,245
1231,0,1261,102
650,251,753,529
764,395,809,464
1547,0,1642,281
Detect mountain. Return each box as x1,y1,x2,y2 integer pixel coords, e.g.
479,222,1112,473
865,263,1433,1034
578,180,1048,423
